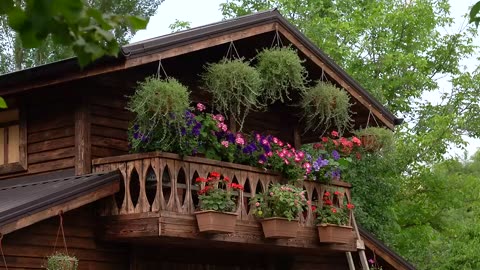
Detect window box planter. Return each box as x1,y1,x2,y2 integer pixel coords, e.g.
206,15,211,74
317,224,354,244
194,210,238,233
260,217,298,239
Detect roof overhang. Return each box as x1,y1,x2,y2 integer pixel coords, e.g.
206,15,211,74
0,169,120,235
0,9,401,128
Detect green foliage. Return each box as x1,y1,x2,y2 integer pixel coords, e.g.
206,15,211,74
46,253,78,270
0,0,162,71
255,46,307,104
250,184,307,221
196,172,243,212
127,77,190,152
469,1,480,27
315,206,350,226
168,19,191,32
300,81,352,134
202,58,263,130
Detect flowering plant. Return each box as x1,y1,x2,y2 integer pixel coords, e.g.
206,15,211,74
368,258,383,270
313,190,354,226
196,171,244,212
304,130,363,182
250,184,307,221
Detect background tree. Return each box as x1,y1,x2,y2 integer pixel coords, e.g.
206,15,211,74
0,0,163,69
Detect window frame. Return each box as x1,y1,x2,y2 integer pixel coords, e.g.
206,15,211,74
0,108,27,174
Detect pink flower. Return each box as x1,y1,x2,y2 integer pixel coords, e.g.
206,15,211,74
294,156,302,163
331,130,339,137
287,143,292,148
221,141,229,148
255,202,260,207
303,162,311,169
255,134,261,141
258,159,264,164
214,114,225,122
235,137,245,145
196,103,206,111
270,192,274,196
307,200,311,205
273,137,279,144
352,136,361,146
266,151,273,157
261,139,269,145
217,123,228,132
297,151,305,159
284,159,290,165
278,140,284,147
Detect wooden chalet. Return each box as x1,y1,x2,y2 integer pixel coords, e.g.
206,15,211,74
0,10,414,270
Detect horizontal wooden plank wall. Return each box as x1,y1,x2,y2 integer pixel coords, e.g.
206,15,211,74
90,96,132,160
0,205,129,270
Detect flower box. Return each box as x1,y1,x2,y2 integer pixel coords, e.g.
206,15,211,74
260,217,298,239
317,224,354,244
194,210,238,233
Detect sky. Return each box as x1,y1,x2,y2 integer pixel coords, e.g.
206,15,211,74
132,0,480,158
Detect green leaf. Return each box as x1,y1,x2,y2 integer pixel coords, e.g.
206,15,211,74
127,16,149,30
469,2,480,23
0,97,8,109
0,0,13,14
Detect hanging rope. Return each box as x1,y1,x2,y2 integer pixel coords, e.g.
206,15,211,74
156,59,169,79
53,211,68,256
225,40,240,60
270,26,284,48
366,110,380,128
0,233,8,270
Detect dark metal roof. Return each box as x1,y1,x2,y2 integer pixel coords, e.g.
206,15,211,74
0,169,120,228
0,9,401,125
359,226,416,270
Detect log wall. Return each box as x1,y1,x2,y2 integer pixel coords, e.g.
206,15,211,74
0,205,129,270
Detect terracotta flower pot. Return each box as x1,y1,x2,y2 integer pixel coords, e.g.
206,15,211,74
317,224,354,244
194,210,238,233
260,217,298,239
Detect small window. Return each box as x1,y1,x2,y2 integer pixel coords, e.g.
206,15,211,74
0,109,27,174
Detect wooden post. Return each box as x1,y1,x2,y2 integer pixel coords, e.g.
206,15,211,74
75,98,91,175
346,252,356,270
293,126,302,149
229,114,237,133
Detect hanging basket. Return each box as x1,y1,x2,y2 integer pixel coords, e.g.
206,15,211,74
360,134,382,152
260,217,299,239
46,253,78,270
194,210,238,233
317,224,354,244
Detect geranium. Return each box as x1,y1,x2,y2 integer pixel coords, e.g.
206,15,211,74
196,103,206,111
313,189,353,226
250,183,307,221
197,171,243,212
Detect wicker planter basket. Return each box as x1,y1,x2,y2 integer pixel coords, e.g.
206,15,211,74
260,217,298,239
317,224,354,244
194,210,238,233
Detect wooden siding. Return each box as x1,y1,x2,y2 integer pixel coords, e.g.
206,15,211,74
90,95,132,160
0,205,129,270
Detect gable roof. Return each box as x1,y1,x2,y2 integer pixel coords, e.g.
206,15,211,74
0,9,401,128
0,169,120,235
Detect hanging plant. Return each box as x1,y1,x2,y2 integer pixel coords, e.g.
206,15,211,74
300,81,352,134
202,58,263,130
127,76,190,152
46,253,78,270
256,47,307,104
354,127,394,152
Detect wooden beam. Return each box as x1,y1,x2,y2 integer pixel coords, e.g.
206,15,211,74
363,237,410,270
75,98,91,175
0,182,119,235
2,23,277,96
276,25,394,130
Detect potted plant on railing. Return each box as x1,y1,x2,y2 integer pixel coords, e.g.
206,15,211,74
354,127,394,152
313,190,354,244
251,183,307,238
256,46,307,104
46,253,78,270
302,130,363,184
194,171,244,233
300,81,352,134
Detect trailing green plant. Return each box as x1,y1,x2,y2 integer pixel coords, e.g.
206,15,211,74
46,253,78,270
300,81,352,134
202,58,263,130
354,127,394,153
256,47,307,104
250,183,307,221
127,77,190,152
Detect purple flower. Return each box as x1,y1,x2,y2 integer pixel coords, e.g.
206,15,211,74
368,259,375,264
313,156,329,171
331,169,341,179
181,127,187,136
133,124,139,131
133,132,140,139
226,132,235,143
259,154,267,163
332,150,340,160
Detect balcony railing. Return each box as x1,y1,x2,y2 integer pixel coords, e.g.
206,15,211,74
93,152,356,251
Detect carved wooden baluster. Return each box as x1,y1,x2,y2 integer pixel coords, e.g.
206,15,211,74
151,157,162,212
164,159,176,211
125,161,137,214
188,163,201,214
129,160,143,214
178,161,191,214
302,181,315,226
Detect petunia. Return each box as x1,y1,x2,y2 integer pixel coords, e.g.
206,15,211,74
196,103,206,111
332,150,340,160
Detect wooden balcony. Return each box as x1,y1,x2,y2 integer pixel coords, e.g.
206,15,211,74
92,152,357,253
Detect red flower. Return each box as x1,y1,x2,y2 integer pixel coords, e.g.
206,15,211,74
313,143,322,149
331,131,339,137
332,140,339,146
223,176,230,183
324,191,331,197
210,171,220,178
311,205,317,211
334,191,341,196
352,136,361,146
321,137,329,143
198,186,213,195
356,152,362,160
324,199,333,206
331,207,337,213
347,203,355,209
195,177,207,183
229,183,244,190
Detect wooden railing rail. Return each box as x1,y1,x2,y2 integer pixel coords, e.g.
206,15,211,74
93,152,352,227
